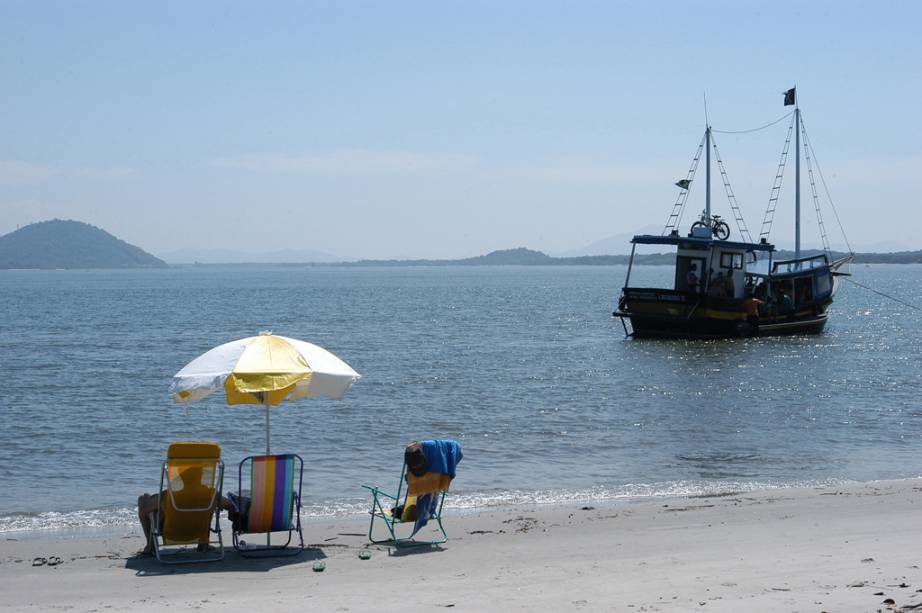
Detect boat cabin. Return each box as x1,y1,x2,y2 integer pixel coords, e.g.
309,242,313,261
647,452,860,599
628,231,774,300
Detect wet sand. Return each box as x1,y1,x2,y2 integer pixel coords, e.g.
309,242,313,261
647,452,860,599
2,479,921,612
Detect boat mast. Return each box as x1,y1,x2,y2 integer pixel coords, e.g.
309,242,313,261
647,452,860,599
705,126,711,220
794,102,801,261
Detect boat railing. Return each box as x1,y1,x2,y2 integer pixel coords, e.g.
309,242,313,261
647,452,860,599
623,286,745,305
621,287,693,303
771,253,829,274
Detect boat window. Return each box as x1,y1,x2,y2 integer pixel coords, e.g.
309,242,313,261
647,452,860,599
816,271,832,297
794,275,813,307
720,252,743,270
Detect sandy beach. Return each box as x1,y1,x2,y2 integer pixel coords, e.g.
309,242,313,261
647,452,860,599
2,479,921,612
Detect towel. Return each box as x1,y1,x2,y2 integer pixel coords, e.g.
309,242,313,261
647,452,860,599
227,492,250,531
407,440,462,535
410,493,439,536
420,439,463,479
407,471,452,496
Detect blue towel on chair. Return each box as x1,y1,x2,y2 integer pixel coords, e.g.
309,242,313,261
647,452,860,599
420,439,463,479
409,440,461,536
411,493,439,536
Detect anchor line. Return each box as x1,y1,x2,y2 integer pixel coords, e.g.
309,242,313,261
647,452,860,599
842,277,922,312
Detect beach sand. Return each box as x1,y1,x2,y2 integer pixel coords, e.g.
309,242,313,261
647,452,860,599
2,479,921,612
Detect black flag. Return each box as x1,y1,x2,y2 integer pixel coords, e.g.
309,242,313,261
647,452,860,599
783,87,796,106
675,179,691,190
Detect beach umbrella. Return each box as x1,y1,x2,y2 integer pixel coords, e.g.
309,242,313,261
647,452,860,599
169,331,361,454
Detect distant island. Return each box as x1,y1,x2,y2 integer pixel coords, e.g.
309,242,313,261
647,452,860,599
0,220,167,269
178,246,922,267
325,247,922,267
4,222,921,270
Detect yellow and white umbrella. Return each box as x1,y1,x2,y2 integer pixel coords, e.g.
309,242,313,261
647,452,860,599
170,332,361,453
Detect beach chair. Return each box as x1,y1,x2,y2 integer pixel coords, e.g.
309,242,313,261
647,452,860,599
150,442,225,564
230,454,304,557
362,439,462,548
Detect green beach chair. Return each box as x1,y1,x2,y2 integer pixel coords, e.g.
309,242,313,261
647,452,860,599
362,439,462,548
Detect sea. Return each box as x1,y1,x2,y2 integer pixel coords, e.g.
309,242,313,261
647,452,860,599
1,264,920,535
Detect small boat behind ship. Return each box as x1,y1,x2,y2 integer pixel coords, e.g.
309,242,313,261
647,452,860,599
614,88,851,339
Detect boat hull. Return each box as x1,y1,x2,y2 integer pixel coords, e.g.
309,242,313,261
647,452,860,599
615,289,831,339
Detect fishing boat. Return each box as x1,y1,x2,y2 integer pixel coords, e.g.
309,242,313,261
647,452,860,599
614,88,851,338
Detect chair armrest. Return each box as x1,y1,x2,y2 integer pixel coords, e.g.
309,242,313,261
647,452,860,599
361,484,397,501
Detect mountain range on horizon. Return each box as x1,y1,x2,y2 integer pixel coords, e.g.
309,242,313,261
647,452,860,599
159,232,918,263
157,247,353,264
553,227,916,258
3,219,921,269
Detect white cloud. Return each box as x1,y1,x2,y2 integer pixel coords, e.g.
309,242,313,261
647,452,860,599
212,149,477,176
0,160,54,184
0,159,140,184
69,166,141,179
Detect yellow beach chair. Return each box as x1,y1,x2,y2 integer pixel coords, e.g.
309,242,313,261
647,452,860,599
150,442,225,564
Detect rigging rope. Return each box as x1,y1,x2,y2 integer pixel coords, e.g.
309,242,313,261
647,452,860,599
798,118,832,255
799,113,855,255
662,132,706,235
759,113,796,242
710,133,754,243
713,111,794,134
843,277,922,312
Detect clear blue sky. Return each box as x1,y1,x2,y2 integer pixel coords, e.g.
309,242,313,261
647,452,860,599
2,1,920,258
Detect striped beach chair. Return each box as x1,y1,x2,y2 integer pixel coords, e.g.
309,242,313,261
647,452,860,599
232,454,304,557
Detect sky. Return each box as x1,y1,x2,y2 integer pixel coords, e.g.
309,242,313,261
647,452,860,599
1,1,920,259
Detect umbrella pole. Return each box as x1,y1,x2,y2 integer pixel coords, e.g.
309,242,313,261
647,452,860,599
264,396,271,548
264,397,270,455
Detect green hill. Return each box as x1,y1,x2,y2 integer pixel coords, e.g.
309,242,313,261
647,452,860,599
0,219,168,269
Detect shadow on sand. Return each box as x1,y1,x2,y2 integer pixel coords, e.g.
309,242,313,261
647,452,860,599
126,546,327,576
385,544,445,558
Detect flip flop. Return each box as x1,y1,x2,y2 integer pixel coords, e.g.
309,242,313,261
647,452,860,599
32,557,46,567
358,549,372,560
46,556,63,566
312,560,326,572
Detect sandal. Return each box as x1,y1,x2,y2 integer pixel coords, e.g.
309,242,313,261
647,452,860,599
47,556,63,566
32,557,46,567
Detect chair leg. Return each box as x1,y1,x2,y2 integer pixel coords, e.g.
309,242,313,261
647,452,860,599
367,512,397,546
234,527,303,558
366,492,400,546
151,512,224,564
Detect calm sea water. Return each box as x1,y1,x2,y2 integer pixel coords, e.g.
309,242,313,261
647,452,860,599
1,264,920,533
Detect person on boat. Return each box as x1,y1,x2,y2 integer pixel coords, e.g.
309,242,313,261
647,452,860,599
686,264,700,293
781,286,795,314
765,282,782,314
742,290,763,329
708,272,725,297
724,271,735,298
